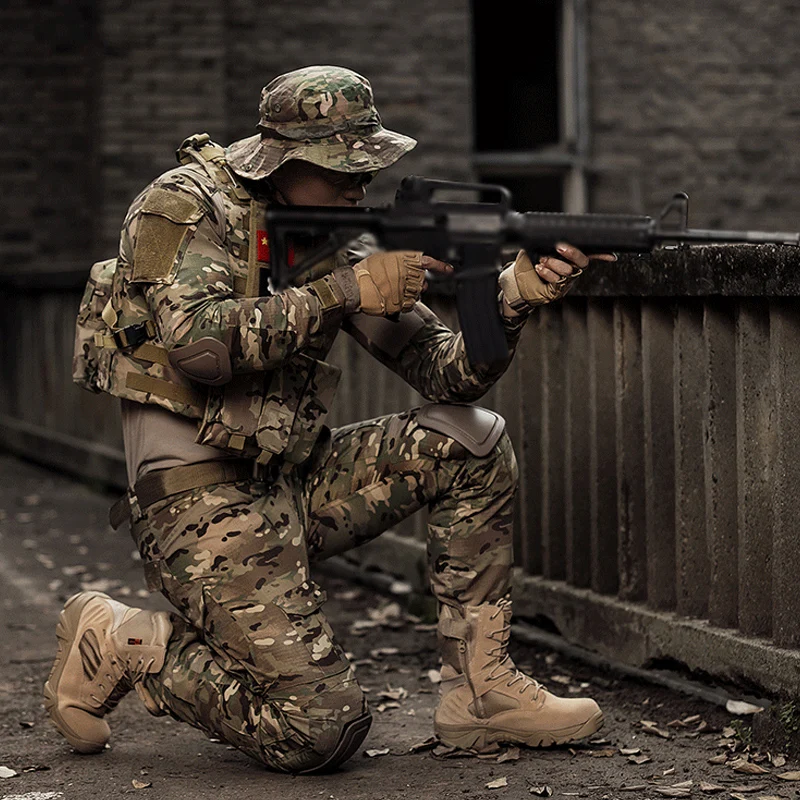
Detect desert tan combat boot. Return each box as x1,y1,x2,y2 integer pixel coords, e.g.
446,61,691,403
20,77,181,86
43,591,172,753
434,599,603,751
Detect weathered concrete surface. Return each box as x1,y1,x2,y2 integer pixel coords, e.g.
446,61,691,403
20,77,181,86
512,574,800,700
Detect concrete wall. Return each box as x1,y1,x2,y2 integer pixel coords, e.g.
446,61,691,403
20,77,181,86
3,0,800,698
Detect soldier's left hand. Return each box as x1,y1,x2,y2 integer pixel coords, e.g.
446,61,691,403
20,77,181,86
535,242,617,283
498,243,617,318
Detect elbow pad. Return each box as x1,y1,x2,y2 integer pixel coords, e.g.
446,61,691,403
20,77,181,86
167,337,232,386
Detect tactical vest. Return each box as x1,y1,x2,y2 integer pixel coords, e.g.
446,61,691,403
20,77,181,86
73,133,343,466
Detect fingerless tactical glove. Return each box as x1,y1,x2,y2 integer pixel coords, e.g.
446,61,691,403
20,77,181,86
353,251,426,316
498,249,582,313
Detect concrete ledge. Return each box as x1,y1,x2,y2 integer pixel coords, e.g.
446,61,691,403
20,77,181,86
573,244,800,297
512,574,800,699
341,529,800,699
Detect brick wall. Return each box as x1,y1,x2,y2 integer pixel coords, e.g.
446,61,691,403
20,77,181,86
588,0,800,229
3,0,800,273
99,0,226,254
223,0,473,208
0,0,97,273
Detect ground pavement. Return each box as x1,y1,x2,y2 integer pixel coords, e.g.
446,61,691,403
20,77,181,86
0,453,797,800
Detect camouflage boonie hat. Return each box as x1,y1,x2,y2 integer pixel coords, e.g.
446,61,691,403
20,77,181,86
226,65,417,180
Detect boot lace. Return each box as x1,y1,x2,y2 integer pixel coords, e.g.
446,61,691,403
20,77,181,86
485,609,542,698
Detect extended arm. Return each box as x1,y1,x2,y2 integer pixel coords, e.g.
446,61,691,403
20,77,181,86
344,301,527,403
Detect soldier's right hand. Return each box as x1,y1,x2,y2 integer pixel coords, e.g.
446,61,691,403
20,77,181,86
353,251,426,316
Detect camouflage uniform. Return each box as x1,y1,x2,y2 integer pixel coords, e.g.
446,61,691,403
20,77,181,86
103,67,528,773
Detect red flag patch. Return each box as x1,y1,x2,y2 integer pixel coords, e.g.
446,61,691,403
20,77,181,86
256,231,295,267
256,230,270,263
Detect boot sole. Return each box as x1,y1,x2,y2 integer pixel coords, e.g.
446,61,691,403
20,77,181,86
435,708,604,751
43,591,111,754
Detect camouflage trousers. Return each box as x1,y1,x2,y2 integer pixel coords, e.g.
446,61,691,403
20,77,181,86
130,406,518,773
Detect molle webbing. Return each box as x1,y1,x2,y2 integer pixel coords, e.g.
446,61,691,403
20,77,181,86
125,373,205,408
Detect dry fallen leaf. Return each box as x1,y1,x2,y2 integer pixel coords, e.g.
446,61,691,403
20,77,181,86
350,619,381,633
375,702,401,713
527,786,553,797
427,669,442,684
486,777,508,789
370,647,400,659
132,779,152,789
726,700,764,715
619,747,641,756
640,720,671,739
722,727,736,738
364,748,390,758
629,754,652,765
727,784,767,794
496,747,520,763
589,748,616,758
698,782,725,793
407,736,438,754
0,767,17,779
414,623,438,632
730,758,770,775
368,602,403,623
777,770,800,781
431,745,482,759
333,589,361,601
378,686,408,701
652,788,690,798
708,754,728,765
619,785,647,793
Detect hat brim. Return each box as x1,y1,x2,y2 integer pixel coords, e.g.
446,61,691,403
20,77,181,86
226,127,417,180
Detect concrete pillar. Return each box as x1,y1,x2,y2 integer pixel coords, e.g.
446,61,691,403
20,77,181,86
770,302,800,648
674,303,709,618
736,301,772,637
704,301,739,628
518,320,544,575
564,299,591,588
588,300,619,595
642,302,677,611
541,305,567,580
615,300,647,602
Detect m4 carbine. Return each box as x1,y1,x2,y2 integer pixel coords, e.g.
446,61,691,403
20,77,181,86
266,176,800,367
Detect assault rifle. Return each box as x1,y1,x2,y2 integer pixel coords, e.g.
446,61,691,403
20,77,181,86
266,176,800,367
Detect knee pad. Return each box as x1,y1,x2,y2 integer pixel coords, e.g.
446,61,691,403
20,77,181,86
283,682,372,775
416,403,505,457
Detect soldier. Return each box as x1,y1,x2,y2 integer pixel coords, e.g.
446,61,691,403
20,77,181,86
46,65,616,773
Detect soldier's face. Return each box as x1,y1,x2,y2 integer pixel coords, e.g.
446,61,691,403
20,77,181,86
271,160,374,206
